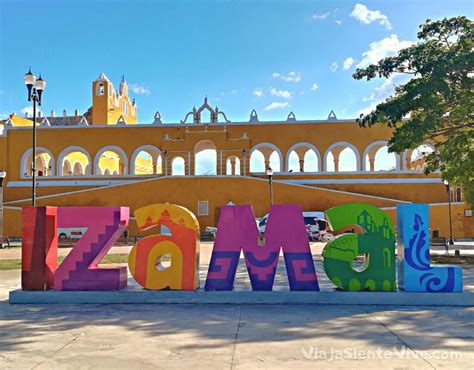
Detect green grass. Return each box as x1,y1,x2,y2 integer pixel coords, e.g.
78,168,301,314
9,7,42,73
0,254,130,271
0,253,472,271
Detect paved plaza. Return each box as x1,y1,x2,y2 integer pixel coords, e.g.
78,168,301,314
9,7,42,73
1,244,473,369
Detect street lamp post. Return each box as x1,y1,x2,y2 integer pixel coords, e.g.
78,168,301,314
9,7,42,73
443,180,455,249
266,166,273,208
163,151,168,176
0,171,6,240
24,68,46,206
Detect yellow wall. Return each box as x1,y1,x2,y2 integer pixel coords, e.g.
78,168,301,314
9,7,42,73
384,203,473,240
3,177,472,238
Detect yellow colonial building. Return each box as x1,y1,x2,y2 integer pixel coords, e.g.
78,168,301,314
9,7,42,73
0,74,472,238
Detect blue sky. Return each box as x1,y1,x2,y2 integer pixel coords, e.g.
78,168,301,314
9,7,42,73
1,0,472,125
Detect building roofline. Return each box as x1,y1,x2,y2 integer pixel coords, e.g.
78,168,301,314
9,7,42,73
3,118,359,130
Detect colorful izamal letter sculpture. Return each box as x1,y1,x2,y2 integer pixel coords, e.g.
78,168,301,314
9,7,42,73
20,202,463,293
205,204,318,291
322,203,396,292
397,204,463,292
54,207,129,290
128,204,200,290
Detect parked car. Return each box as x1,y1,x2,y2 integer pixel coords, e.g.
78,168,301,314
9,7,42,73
58,228,88,240
0,236,10,249
202,227,217,241
258,211,330,241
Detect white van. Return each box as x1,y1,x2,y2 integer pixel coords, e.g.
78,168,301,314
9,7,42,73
257,211,326,235
58,228,88,240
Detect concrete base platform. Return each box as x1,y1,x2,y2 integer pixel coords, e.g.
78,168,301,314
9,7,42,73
9,289,474,306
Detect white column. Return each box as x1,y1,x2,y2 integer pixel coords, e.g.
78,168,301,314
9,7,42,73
219,150,223,175
188,152,192,175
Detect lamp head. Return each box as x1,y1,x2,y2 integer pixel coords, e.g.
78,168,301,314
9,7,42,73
24,68,36,100
34,74,46,105
266,167,273,176
34,74,46,92
24,68,36,86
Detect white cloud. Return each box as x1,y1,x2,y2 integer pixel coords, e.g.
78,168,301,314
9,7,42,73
312,12,329,20
220,89,238,96
263,102,290,111
330,62,338,72
310,83,319,91
270,88,292,99
335,20,343,25
350,3,392,30
343,57,355,70
21,106,41,116
357,34,413,68
129,84,150,95
359,101,379,116
253,88,263,97
272,71,301,83
360,74,412,115
363,74,411,102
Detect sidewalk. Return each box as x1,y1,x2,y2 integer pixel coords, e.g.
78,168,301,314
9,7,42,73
1,244,473,368
1,268,473,369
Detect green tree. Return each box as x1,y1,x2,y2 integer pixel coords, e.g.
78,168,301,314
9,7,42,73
353,16,473,206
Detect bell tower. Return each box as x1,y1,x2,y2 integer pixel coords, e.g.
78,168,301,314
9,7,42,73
91,73,138,125
91,73,113,124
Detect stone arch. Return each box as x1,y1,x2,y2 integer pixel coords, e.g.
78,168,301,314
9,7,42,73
409,143,435,171
285,142,321,172
287,151,300,172
226,156,241,175
72,161,84,176
20,147,55,178
93,146,128,175
323,141,361,172
57,146,92,176
171,156,185,176
249,149,265,173
62,159,72,176
34,155,47,176
362,141,400,171
250,142,283,173
194,140,217,176
130,145,162,175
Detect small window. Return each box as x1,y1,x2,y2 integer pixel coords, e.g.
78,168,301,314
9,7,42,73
97,83,105,96
123,101,128,115
198,201,209,216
